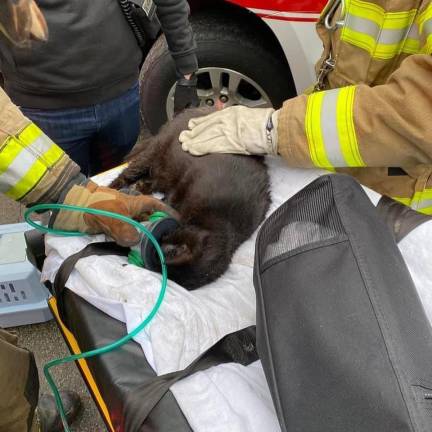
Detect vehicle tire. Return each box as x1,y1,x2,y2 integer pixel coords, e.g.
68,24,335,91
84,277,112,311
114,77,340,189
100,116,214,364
140,9,296,134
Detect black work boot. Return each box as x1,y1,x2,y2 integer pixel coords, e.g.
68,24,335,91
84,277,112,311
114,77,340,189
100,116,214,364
37,390,82,432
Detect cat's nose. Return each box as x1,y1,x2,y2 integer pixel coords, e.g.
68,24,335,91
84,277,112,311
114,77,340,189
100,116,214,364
162,243,188,259
215,100,225,110
162,243,177,256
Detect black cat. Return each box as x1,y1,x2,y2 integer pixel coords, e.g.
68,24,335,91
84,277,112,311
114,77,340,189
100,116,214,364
111,108,270,289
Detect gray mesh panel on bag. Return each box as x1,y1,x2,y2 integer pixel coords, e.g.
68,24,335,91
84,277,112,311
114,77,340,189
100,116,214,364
259,177,345,267
254,174,432,432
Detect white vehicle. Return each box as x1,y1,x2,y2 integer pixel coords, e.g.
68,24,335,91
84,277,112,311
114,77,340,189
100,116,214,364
140,0,328,133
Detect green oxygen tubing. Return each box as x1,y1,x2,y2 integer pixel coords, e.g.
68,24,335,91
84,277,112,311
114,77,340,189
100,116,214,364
24,203,168,432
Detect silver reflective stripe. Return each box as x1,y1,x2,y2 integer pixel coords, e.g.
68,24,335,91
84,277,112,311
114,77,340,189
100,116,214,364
320,89,346,167
24,134,54,158
379,27,409,45
0,134,51,193
346,13,410,45
423,19,432,37
417,198,432,210
346,14,380,39
407,23,419,39
0,146,37,193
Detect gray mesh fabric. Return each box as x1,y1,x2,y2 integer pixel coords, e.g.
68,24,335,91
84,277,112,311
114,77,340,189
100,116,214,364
259,179,345,266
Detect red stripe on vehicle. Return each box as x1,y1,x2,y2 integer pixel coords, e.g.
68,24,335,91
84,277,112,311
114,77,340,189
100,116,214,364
227,0,327,14
258,14,319,22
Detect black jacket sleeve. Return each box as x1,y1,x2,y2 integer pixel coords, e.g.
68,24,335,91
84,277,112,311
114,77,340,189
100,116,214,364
154,0,198,75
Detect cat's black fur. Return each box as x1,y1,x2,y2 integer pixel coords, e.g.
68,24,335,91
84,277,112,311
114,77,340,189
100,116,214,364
110,108,270,289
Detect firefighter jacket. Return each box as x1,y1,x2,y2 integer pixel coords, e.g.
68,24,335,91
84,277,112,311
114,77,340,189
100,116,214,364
0,88,80,205
278,0,432,214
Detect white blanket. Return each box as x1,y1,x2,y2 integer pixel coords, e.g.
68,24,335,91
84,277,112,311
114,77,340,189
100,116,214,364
42,158,432,432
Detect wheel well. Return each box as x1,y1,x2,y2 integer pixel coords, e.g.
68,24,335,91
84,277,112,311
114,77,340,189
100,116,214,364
187,0,291,77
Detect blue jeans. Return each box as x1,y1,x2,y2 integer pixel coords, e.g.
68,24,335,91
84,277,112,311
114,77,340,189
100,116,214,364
22,83,140,176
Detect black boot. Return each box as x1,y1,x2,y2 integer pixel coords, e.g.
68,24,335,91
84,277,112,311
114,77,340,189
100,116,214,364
37,390,81,432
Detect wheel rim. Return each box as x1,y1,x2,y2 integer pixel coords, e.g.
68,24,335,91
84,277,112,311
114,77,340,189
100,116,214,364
166,67,273,119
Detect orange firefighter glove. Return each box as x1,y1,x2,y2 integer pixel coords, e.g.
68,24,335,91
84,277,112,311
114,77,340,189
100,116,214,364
52,181,178,247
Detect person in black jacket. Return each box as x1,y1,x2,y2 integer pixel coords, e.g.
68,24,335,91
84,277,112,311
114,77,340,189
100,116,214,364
0,0,199,176
0,2,196,430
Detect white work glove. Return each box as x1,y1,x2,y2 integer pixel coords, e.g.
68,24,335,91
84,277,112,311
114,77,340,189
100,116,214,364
179,106,279,156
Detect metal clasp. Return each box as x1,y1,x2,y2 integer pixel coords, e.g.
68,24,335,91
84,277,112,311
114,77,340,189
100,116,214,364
324,0,346,31
323,56,336,69
315,54,336,91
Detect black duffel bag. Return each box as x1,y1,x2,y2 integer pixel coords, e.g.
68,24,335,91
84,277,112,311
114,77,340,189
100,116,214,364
254,174,432,432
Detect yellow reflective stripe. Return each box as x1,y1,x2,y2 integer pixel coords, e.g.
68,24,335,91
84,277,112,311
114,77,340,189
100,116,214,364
418,207,432,215
374,43,404,59
345,0,383,23
420,20,432,53
342,27,377,53
5,161,47,200
405,22,420,47
394,191,422,208
39,138,64,167
336,86,365,167
417,3,432,53
0,137,27,173
342,27,413,59
416,189,432,212
381,10,417,30
403,38,421,54
306,87,364,169
393,189,432,215
1,124,64,200
342,28,408,59
19,122,45,145
417,3,432,32
342,0,418,59
421,38,432,53
346,0,416,28
5,144,63,200
305,91,333,168
392,196,412,207
0,123,44,173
